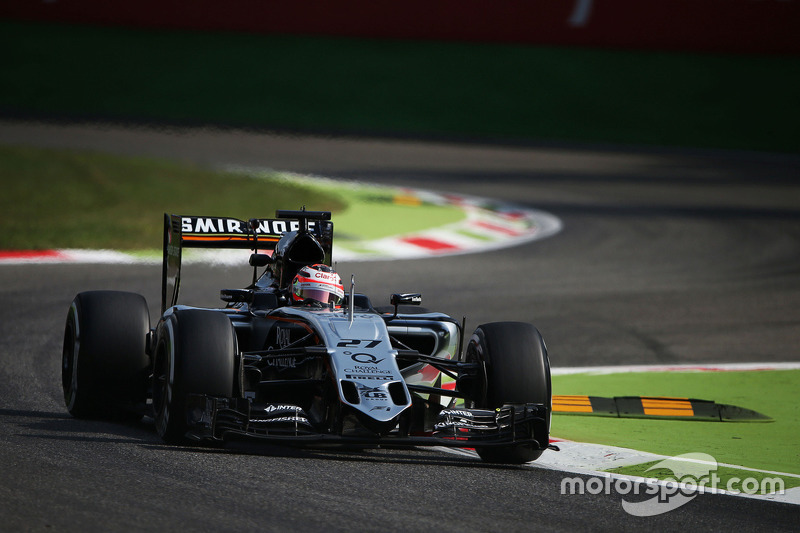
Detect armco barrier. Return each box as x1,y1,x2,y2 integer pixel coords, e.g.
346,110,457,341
2,0,798,54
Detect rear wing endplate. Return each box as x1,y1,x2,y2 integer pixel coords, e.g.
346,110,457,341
161,213,333,313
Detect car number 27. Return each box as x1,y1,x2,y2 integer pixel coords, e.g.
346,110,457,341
337,339,382,348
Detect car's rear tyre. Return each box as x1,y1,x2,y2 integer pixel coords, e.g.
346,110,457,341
152,309,236,445
464,321,551,464
62,291,150,419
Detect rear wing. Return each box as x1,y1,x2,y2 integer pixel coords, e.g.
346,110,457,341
161,212,333,313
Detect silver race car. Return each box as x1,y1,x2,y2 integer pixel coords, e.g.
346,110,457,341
62,210,552,463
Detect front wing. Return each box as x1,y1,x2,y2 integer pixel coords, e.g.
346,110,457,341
184,395,549,450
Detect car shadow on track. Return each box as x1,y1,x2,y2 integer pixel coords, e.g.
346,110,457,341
0,407,160,444
2,408,537,470
139,439,531,471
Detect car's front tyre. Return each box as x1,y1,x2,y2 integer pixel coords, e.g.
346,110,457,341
152,309,236,444
464,321,551,464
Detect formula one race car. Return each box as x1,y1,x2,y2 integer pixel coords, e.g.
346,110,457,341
62,210,552,463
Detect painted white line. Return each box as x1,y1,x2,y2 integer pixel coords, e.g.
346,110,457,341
535,440,800,480
551,362,800,375
436,362,800,506
0,249,150,265
440,363,800,507
416,228,487,249
337,237,432,260
434,441,800,506
533,442,800,505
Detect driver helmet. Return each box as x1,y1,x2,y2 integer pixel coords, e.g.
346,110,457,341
291,264,344,307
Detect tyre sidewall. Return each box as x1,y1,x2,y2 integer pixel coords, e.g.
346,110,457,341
469,322,550,408
62,291,150,418
153,309,236,444
466,321,551,463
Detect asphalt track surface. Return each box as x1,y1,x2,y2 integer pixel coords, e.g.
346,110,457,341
2,121,799,531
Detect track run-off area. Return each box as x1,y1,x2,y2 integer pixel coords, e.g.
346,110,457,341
0,174,562,264
1,120,800,531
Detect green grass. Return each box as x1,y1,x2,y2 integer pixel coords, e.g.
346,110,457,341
606,461,800,494
262,174,464,242
552,370,800,475
0,146,345,249
0,145,465,250
334,203,463,242
2,20,799,152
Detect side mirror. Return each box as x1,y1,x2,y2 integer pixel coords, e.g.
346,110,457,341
391,293,422,306
249,253,273,267
386,293,422,320
220,289,254,303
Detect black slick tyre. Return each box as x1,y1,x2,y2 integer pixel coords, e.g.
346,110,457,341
464,321,551,464
152,309,236,444
62,291,150,419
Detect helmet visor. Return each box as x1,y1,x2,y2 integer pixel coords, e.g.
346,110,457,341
294,282,344,306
